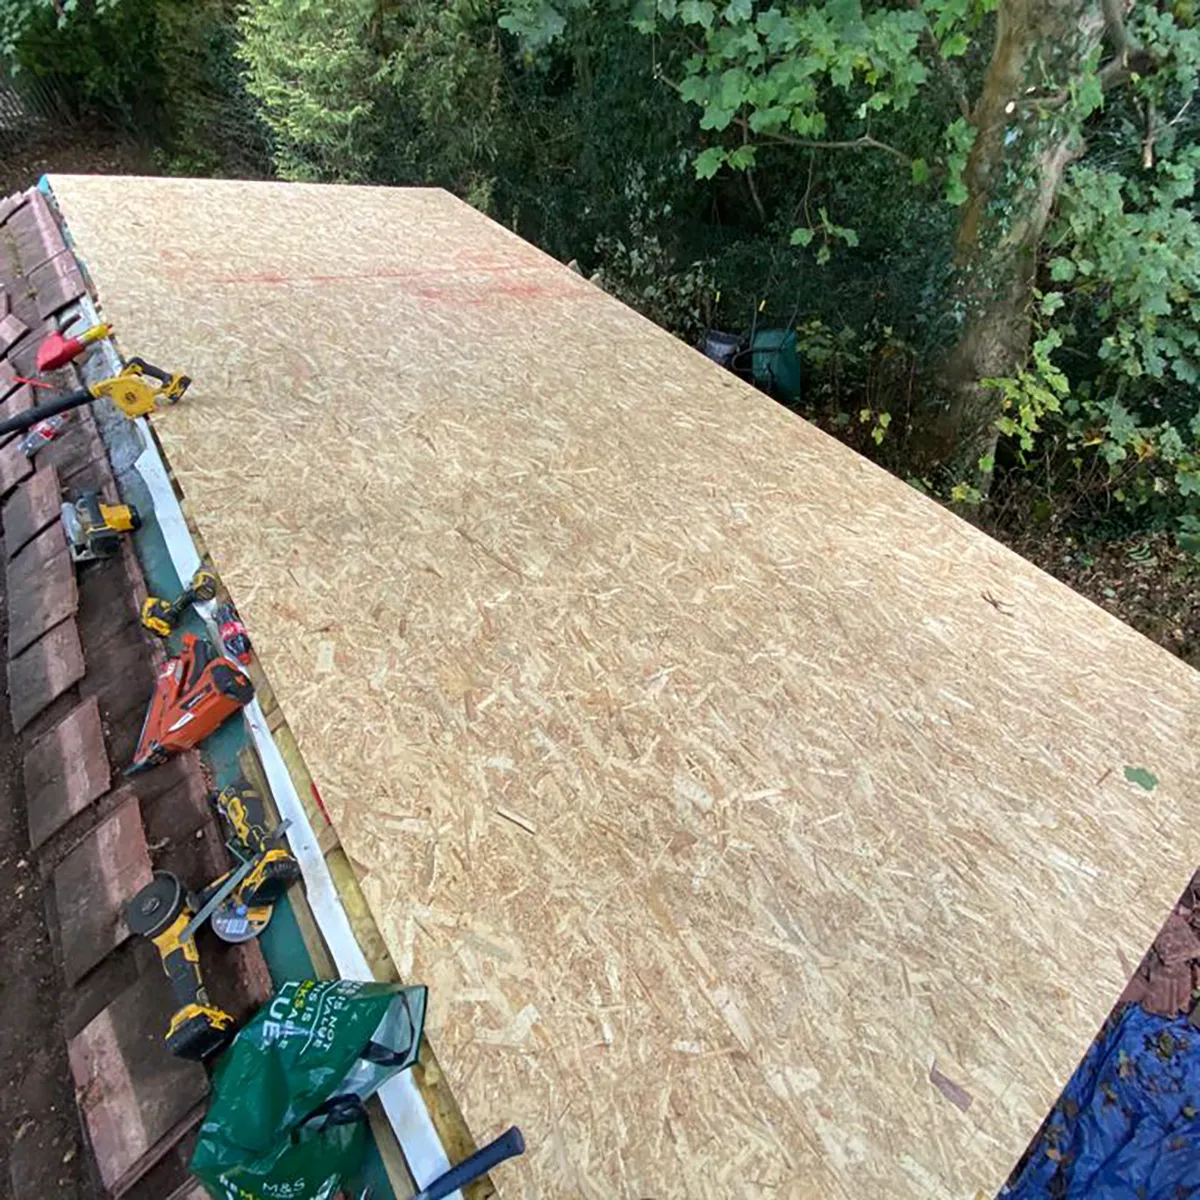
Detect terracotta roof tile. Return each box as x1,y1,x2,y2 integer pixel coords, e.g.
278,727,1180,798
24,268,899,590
30,249,85,319
3,462,60,556
0,382,34,447
6,522,78,657
0,311,28,354
7,618,85,732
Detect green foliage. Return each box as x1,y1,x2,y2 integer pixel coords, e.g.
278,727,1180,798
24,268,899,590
667,1,936,137
239,0,382,181
985,326,1069,455
501,0,991,248
240,0,509,187
794,317,917,461
941,116,975,206
8,0,160,125
1007,32,1200,549
3,0,268,173
497,0,576,44
0,0,33,61
1054,156,1200,389
858,405,892,445
791,206,859,265
153,2,271,177
0,0,119,62
593,171,714,340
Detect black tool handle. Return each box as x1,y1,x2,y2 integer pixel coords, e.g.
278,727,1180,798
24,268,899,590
177,635,214,693
127,357,192,398
0,386,93,439
165,587,196,626
125,356,166,381
414,1127,526,1200
161,929,203,1010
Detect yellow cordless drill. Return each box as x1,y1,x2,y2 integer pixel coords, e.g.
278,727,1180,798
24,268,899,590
142,567,218,637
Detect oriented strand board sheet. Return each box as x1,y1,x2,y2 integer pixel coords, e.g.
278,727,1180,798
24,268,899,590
52,175,1200,1200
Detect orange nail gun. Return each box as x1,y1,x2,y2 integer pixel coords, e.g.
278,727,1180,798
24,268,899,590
127,633,254,774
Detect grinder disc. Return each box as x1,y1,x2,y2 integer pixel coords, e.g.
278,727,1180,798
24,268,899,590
125,871,185,939
211,900,273,943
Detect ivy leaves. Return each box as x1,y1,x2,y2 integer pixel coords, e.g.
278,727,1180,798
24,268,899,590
1008,137,1200,547
1052,156,1200,386
942,116,975,205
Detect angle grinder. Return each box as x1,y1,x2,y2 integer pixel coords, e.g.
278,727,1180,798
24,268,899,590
124,871,235,1061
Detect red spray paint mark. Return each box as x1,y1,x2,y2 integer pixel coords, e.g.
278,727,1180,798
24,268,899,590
311,781,333,826
207,261,536,286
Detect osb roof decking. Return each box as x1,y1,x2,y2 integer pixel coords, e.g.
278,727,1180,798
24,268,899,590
49,174,1200,1200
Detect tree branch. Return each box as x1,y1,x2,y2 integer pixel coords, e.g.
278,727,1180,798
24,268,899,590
1098,55,1133,91
742,121,767,223
1019,54,1137,110
1101,0,1135,60
1093,0,1156,93
740,121,909,163
1169,95,1193,127
801,152,816,229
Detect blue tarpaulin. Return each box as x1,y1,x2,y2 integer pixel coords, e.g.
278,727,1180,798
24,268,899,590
1005,1005,1200,1198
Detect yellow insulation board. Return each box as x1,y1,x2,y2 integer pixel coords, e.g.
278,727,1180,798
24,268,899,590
51,175,1200,1200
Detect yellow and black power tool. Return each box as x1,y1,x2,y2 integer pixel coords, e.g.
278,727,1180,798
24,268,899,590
88,358,191,418
60,490,141,563
0,356,190,442
125,814,300,1058
141,567,218,638
124,872,236,1060
208,780,302,941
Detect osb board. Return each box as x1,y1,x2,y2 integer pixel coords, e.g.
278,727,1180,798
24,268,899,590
51,175,1200,1200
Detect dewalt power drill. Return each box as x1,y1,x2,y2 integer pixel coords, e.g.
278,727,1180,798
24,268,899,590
124,872,235,1060
141,567,218,637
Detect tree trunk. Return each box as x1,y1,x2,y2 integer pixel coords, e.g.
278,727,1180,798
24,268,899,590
910,0,1108,477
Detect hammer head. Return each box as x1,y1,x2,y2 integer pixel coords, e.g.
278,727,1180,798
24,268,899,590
36,331,79,373
35,324,111,373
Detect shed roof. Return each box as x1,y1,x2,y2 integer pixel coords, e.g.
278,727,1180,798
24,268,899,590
49,173,1200,1200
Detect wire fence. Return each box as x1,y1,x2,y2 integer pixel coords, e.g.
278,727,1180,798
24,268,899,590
0,63,72,155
